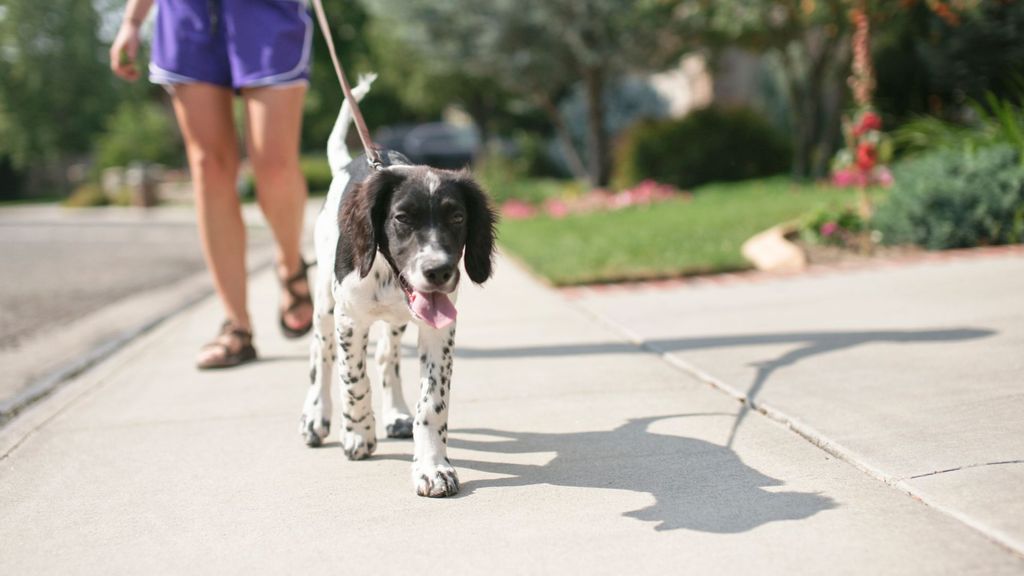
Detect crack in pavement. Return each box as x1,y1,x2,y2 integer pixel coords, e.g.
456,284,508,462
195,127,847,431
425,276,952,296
907,460,1024,480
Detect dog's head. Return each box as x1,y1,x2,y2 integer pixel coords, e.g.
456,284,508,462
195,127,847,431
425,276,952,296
341,166,497,327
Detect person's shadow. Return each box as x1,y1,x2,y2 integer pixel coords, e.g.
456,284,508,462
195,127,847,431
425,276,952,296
445,414,836,533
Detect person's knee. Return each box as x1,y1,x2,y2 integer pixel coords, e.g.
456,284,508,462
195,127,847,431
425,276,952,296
250,148,301,187
188,147,238,183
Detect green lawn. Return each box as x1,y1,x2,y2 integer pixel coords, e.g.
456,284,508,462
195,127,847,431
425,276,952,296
497,177,869,286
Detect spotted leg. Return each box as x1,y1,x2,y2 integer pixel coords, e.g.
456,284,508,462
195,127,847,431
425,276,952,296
335,311,376,460
412,324,458,497
376,323,413,438
300,295,335,447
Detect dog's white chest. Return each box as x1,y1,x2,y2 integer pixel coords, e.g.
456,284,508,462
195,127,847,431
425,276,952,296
335,262,412,325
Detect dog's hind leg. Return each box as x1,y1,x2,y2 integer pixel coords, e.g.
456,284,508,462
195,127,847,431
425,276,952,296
335,309,376,460
411,323,459,497
377,322,413,439
300,282,336,447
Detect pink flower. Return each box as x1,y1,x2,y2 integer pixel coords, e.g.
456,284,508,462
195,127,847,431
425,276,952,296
832,167,868,188
544,198,570,219
820,221,840,237
610,180,676,210
501,199,537,220
874,166,894,187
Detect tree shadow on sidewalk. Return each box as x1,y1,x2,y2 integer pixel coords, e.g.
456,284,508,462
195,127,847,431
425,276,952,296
456,328,994,447
447,414,836,533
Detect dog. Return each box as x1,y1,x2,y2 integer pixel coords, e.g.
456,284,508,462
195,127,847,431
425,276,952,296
300,75,497,498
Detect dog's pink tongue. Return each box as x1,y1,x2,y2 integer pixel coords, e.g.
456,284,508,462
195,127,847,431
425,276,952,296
409,291,457,329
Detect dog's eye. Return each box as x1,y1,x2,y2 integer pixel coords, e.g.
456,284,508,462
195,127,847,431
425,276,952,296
394,213,412,225
450,213,465,225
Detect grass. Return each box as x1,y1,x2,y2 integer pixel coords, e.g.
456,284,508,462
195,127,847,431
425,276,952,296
497,177,872,286
0,194,64,207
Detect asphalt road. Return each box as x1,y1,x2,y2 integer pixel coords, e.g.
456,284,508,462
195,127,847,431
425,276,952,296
0,203,276,414
0,213,205,348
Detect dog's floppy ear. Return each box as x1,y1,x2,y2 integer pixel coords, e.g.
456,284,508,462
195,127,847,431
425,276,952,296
456,172,498,284
341,169,405,278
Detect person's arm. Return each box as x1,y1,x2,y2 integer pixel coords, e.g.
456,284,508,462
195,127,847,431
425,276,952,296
109,0,155,82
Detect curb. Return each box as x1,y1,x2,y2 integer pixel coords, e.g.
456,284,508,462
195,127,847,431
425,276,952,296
561,243,1024,299
0,248,275,430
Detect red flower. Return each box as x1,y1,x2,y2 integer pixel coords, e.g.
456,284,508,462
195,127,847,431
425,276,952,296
856,142,877,171
854,111,882,137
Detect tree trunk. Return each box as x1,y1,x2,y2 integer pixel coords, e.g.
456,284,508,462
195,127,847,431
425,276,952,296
464,92,494,164
780,51,812,180
539,95,589,182
780,29,849,180
582,67,610,187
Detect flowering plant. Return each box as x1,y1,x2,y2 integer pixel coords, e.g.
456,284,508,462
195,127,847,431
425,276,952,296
501,179,682,220
800,207,866,247
831,108,894,188
830,6,892,190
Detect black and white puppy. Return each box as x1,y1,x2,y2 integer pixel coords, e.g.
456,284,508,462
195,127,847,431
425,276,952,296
300,75,497,497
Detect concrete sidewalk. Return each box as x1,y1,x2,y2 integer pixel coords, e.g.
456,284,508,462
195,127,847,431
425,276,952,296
1,254,1022,574
574,250,1024,557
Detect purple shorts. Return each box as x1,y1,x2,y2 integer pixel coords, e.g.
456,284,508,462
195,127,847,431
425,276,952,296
149,0,312,90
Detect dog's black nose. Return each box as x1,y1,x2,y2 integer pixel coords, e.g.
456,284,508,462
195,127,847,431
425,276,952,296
424,263,455,286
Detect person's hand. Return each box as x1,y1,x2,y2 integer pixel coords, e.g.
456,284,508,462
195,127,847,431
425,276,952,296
110,21,142,81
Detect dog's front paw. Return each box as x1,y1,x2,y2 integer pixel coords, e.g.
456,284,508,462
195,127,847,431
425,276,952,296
300,414,330,448
385,415,414,439
341,429,376,460
413,462,460,498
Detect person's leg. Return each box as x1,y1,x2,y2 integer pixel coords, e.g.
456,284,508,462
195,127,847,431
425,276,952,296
241,83,312,333
169,83,251,354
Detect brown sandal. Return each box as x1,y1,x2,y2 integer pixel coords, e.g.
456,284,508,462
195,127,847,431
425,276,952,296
196,321,257,370
279,259,313,339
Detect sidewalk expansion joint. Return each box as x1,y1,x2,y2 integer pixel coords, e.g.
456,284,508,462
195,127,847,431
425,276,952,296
565,295,1024,561
906,460,1024,480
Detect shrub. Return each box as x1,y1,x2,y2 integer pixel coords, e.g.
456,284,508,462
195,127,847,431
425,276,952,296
94,101,181,170
63,184,109,207
301,154,333,193
873,145,1024,249
892,92,1024,159
613,107,791,191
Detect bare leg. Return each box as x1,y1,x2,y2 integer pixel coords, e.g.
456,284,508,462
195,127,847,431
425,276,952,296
241,84,312,333
170,84,249,361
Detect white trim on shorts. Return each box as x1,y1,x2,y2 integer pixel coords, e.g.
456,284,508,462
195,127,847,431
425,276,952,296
240,1,313,88
148,62,210,86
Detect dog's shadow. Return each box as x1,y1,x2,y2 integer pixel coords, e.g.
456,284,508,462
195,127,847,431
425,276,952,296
381,414,835,533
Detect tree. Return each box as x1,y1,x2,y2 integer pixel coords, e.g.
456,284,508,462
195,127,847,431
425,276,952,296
665,0,986,180
365,0,680,186
0,0,115,190
665,0,855,179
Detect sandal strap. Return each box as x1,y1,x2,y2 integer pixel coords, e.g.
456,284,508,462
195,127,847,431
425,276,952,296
198,322,257,369
280,259,313,312
280,259,307,289
218,320,253,344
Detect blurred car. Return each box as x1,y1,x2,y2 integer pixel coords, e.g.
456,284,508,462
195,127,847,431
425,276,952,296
374,123,480,170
